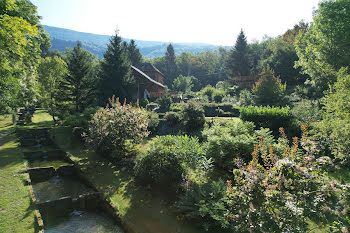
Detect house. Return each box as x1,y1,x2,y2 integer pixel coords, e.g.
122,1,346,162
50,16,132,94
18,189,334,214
131,63,166,100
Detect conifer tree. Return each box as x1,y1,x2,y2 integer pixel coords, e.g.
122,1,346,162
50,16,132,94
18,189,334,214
99,30,134,105
165,43,177,86
226,29,252,78
60,41,96,113
127,39,143,67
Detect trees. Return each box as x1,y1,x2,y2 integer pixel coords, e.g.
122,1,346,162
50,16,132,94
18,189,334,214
172,75,194,93
99,30,134,104
0,0,47,111
37,56,68,122
61,42,97,113
165,43,177,86
252,66,286,106
315,68,350,163
295,0,350,91
126,39,143,67
226,29,252,78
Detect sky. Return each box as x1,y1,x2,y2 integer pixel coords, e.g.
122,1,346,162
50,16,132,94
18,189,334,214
31,0,320,46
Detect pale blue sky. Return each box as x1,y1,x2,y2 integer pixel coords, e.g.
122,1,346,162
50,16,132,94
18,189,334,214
31,0,320,45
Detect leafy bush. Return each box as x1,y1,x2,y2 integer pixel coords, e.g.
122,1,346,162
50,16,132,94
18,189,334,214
86,96,149,156
291,99,323,125
213,91,225,103
175,181,227,231
313,68,350,163
239,89,255,107
134,135,209,189
139,98,149,108
147,111,159,135
201,85,215,102
225,128,350,232
252,65,286,106
169,105,183,112
165,111,182,126
156,95,172,112
146,102,159,111
182,101,205,132
240,106,294,136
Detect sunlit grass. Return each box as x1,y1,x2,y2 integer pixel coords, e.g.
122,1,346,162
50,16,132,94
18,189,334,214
0,115,36,233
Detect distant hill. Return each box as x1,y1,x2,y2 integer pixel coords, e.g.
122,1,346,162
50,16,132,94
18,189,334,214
43,25,225,59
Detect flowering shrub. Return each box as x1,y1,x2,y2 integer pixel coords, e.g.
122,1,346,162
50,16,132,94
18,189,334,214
225,127,350,232
86,95,149,156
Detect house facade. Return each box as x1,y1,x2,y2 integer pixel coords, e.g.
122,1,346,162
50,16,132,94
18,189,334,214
132,63,166,100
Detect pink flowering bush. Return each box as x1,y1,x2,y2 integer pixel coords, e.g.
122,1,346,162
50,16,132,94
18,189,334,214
86,95,149,156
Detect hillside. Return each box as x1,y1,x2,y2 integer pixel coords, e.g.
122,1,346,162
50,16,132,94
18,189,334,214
44,25,224,58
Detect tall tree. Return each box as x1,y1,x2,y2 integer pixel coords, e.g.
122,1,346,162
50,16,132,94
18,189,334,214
0,0,49,111
127,39,143,67
165,43,177,86
37,56,68,122
61,41,96,113
295,0,350,91
226,29,252,78
99,30,134,105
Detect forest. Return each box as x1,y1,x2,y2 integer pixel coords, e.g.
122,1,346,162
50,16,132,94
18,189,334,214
1,0,350,232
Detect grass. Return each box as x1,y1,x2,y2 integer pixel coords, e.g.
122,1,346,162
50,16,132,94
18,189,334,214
51,126,204,233
17,109,54,129
0,115,36,233
205,116,241,125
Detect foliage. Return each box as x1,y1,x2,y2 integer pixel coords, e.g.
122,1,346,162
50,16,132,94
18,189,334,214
126,39,143,67
86,95,149,156
252,66,286,106
146,111,159,135
172,75,194,93
226,29,252,77
201,85,215,102
182,101,205,132
156,95,172,112
165,43,177,86
165,111,182,126
139,97,149,108
261,37,306,86
99,29,134,104
240,106,294,135
60,42,97,114
291,99,323,126
225,128,350,232
146,102,159,111
295,0,350,91
0,0,48,110
203,121,257,168
37,56,68,121
134,135,209,189
239,89,255,107
63,106,100,130
175,181,228,231
213,90,225,103
314,68,350,163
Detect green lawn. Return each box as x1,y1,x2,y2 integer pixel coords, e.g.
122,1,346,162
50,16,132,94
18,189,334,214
51,126,204,233
205,116,241,125
0,115,36,233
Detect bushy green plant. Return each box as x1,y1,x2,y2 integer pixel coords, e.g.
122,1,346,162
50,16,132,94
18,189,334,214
213,91,225,103
86,96,149,156
175,181,227,231
239,89,255,107
134,135,209,189
201,85,215,102
156,95,172,112
291,99,323,126
182,101,205,132
146,102,159,111
165,111,182,126
225,128,350,232
147,111,159,135
313,68,350,163
240,106,295,136
139,98,149,108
